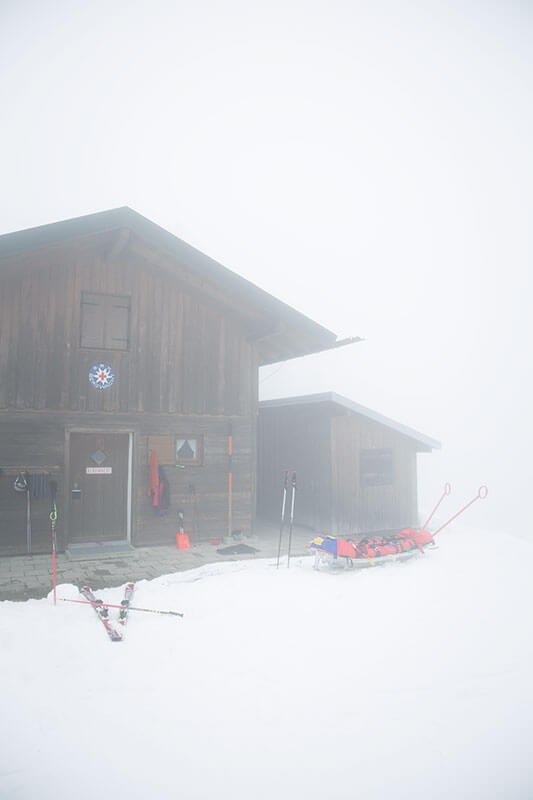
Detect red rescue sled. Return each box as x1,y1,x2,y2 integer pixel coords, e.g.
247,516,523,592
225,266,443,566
309,484,487,570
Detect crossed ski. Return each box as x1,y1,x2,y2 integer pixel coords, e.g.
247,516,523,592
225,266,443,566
80,582,135,642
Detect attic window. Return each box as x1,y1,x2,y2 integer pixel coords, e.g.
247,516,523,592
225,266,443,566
176,437,203,465
80,292,131,350
360,448,394,487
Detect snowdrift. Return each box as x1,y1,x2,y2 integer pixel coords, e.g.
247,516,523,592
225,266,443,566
1,526,532,800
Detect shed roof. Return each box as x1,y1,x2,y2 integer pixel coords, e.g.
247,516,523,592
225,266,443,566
259,392,441,451
0,207,361,365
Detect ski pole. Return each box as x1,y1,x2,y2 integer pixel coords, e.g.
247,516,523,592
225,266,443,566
432,485,488,537
276,470,289,569
420,482,451,531
60,597,184,617
26,477,32,555
50,481,58,605
287,471,297,568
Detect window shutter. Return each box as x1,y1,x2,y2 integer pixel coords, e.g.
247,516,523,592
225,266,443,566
80,292,130,350
80,293,104,348
105,296,130,350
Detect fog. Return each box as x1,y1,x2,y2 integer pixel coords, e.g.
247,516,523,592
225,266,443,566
1,0,531,536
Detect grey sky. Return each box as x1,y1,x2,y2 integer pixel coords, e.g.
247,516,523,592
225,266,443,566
1,0,531,534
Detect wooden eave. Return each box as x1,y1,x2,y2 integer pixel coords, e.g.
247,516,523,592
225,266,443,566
0,207,357,365
259,392,441,451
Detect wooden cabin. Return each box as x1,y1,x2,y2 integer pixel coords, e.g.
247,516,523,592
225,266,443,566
257,392,440,536
0,208,352,557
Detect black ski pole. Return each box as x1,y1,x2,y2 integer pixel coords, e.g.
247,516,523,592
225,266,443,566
287,471,297,568
276,470,289,569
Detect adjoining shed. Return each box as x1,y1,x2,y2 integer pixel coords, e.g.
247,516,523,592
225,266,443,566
257,392,440,537
0,208,359,557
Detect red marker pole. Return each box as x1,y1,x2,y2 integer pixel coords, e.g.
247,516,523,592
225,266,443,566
49,481,58,605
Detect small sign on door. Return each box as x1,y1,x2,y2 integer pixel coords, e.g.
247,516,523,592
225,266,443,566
86,467,113,475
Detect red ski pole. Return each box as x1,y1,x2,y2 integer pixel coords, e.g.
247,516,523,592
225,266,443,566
60,597,183,617
432,486,488,537
49,481,58,605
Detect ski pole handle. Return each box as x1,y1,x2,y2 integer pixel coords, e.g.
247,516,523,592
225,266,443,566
432,485,488,536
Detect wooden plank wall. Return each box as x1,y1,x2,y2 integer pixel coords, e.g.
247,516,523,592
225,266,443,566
135,415,254,545
0,238,259,554
0,411,255,555
0,416,64,554
330,414,418,535
257,406,420,537
0,240,254,416
257,407,332,530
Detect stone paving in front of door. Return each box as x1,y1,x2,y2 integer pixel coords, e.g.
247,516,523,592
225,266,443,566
0,522,315,601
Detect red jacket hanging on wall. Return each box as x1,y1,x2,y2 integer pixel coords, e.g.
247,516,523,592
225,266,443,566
149,450,170,514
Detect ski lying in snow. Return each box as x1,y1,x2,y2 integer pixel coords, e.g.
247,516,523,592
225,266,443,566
80,586,123,642
118,582,135,627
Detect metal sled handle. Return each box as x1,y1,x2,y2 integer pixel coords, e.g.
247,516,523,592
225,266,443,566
420,482,451,531
432,485,488,536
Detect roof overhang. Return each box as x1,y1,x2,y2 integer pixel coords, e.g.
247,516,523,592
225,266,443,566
0,207,363,365
259,392,441,451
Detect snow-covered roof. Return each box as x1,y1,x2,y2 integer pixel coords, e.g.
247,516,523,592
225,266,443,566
259,392,441,451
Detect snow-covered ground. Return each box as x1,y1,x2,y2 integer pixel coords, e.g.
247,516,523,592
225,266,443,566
1,526,532,800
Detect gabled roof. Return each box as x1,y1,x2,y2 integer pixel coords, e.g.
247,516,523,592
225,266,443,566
259,392,441,451
0,207,362,365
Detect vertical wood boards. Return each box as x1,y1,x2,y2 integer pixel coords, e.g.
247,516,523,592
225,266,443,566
257,404,420,537
330,414,418,535
0,236,260,554
0,410,256,554
0,240,256,416
257,407,332,531
0,415,65,555
136,415,254,545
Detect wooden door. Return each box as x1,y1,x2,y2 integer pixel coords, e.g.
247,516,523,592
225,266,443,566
69,433,129,542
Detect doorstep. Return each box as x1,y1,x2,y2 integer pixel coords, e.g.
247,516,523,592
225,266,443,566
65,541,137,562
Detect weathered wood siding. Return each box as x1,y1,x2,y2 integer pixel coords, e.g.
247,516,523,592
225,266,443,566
135,415,255,545
0,235,259,555
0,415,64,555
257,407,332,530
330,414,418,535
0,411,255,555
258,405,419,536
0,237,254,416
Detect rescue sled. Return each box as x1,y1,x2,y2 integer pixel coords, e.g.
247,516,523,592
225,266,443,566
309,484,487,570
